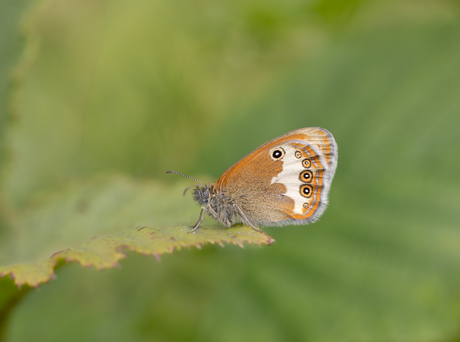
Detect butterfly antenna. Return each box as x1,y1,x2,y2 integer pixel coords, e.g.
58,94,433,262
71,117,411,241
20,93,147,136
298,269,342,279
166,171,207,189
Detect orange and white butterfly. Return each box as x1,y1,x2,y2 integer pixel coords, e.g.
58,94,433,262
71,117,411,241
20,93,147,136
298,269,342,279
167,127,338,232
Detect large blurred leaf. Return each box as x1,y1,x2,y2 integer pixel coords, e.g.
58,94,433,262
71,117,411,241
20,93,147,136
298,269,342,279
0,177,273,287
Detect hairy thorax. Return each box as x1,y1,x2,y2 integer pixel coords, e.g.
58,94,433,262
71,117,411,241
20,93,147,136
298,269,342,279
193,183,239,227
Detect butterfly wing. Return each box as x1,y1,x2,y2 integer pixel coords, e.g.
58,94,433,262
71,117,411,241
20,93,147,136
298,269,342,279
216,127,338,227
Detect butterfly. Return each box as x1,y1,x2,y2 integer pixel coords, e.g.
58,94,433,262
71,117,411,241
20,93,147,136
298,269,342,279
167,127,338,232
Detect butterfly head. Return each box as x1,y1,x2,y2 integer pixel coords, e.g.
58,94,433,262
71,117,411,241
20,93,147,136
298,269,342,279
166,170,215,207
193,185,211,206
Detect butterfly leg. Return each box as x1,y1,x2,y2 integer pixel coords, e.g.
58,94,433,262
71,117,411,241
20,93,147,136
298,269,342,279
189,207,205,233
232,202,263,233
207,205,218,217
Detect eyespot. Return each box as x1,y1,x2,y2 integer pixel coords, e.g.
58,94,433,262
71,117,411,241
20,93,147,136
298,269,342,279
303,203,309,209
295,151,302,159
270,147,285,160
300,184,313,198
299,170,313,183
302,159,311,168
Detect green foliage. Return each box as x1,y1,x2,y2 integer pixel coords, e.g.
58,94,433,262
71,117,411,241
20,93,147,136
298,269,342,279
1,0,460,341
0,176,274,287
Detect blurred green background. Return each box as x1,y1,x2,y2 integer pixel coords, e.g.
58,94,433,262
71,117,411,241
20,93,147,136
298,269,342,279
1,0,460,341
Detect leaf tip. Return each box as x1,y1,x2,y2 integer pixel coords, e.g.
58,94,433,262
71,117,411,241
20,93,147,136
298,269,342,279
267,237,275,246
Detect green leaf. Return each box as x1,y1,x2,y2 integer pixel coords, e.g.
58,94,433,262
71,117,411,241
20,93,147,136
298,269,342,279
0,177,274,288
0,225,274,288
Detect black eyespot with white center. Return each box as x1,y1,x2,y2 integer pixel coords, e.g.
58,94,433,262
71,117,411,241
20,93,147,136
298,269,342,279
270,147,285,160
300,184,313,198
299,170,313,183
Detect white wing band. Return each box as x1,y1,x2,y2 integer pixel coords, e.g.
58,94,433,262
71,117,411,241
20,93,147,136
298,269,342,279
270,144,328,215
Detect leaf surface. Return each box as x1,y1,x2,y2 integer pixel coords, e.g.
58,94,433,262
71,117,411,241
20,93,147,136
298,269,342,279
0,177,274,287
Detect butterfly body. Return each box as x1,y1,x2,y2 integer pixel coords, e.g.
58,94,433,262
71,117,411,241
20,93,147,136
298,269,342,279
193,184,237,227
169,127,337,232
193,181,290,227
